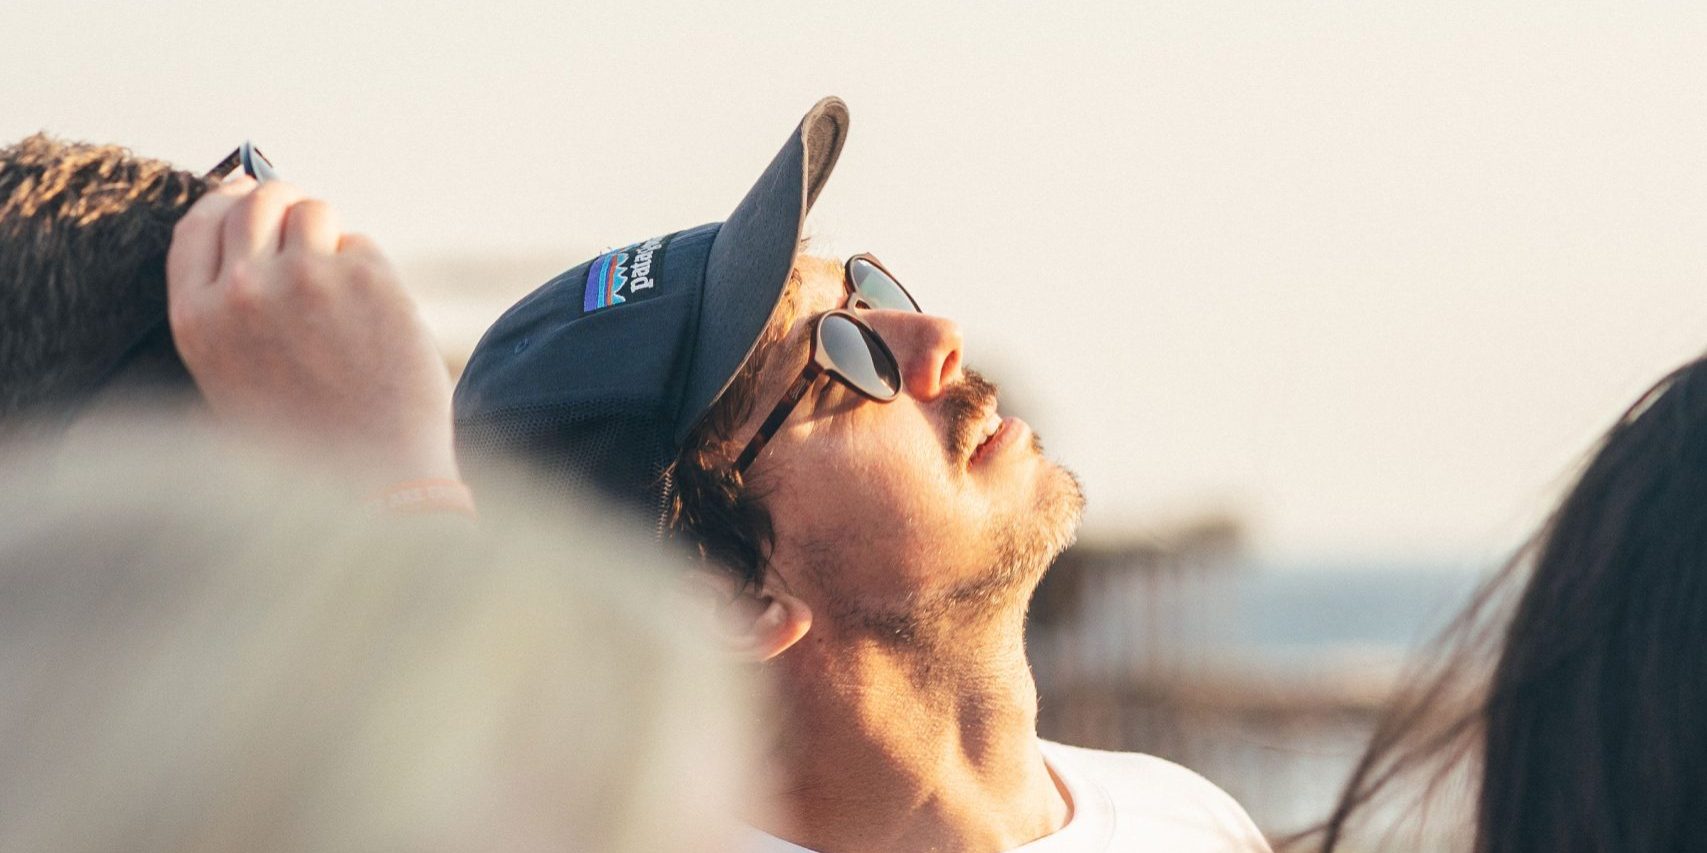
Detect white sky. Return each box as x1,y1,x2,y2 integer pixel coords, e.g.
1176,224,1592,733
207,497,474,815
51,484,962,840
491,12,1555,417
7,0,1707,564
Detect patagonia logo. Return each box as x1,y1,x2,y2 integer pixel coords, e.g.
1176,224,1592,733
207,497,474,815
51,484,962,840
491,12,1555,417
583,234,669,314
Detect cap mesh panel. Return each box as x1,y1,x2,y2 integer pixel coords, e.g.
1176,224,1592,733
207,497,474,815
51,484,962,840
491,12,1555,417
456,401,675,534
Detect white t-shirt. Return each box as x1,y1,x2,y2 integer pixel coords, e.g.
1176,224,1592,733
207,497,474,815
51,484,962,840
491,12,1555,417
744,739,1270,852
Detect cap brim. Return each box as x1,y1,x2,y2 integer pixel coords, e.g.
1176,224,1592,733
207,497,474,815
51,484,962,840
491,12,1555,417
673,96,850,444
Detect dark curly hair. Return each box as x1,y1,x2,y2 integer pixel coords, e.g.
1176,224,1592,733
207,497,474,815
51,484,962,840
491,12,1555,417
0,134,213,428
664,264,811,591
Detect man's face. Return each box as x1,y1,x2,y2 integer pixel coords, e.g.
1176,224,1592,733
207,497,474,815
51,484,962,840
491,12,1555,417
740,257,1084,644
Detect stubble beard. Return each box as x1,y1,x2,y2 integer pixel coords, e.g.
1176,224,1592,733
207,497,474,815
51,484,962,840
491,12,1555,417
829,438,1086,650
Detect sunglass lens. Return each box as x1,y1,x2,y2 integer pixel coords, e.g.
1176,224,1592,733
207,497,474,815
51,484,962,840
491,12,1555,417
820,314,901,398
848,258,919,312
239,141,278,183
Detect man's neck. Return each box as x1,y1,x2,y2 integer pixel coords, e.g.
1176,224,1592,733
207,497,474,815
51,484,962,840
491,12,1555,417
759,610,1070,853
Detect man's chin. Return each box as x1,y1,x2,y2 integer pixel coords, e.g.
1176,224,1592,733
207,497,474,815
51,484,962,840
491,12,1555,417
822,456,1086,648
1024,459,1087,575
973,457,1085,598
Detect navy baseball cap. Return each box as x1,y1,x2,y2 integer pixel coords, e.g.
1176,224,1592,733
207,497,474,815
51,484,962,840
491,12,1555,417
453,97,850,520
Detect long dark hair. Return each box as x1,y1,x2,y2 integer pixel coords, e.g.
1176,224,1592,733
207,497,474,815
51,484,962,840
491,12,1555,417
1299,355,1707,851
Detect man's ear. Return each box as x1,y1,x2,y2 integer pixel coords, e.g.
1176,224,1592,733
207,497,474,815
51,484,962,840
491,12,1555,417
680,568,812,662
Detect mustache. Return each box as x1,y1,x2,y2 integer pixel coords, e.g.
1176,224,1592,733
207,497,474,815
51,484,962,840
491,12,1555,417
943,369,1000,463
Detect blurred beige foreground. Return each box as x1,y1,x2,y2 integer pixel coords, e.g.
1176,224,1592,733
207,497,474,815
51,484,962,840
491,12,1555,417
0,414,757,853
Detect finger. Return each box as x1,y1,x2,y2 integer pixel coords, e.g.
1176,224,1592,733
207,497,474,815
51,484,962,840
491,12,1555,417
166,177,256,294
335,231,384,259
281,199,341,256
219,180,307,273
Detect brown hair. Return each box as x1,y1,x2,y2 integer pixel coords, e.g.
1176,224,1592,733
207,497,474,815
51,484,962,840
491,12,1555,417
665,264,811,590
0,134,213,424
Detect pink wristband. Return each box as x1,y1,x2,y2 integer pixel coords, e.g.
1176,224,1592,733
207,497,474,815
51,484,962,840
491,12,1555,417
365,478,477,519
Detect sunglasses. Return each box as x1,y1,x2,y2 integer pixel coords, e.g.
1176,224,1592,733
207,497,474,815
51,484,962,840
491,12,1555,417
206,140,279,184
732,254,921,472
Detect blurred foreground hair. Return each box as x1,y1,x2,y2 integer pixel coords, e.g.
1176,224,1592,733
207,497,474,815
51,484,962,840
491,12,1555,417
1299,354,1707,852
0,134,209,428
0,415,756,853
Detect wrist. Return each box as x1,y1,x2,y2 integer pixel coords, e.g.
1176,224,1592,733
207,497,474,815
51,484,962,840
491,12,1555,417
363,423,462,490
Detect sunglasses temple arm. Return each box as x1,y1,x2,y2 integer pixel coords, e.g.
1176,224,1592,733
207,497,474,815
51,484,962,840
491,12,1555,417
204,148,242,180
733,366,823,473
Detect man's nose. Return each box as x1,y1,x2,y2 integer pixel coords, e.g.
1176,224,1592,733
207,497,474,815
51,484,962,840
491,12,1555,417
863,310,964,401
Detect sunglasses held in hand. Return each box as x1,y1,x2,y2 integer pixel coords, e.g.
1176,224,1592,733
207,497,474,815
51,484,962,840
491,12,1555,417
74,141,281,411
206,140,278,183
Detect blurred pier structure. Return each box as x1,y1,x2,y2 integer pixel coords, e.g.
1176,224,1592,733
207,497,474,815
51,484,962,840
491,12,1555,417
1027,518,1439,843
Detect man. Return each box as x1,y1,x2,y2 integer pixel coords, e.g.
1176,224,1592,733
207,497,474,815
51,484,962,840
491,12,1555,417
455,98,1270,851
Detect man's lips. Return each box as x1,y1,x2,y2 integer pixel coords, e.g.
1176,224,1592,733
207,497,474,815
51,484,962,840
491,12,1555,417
941,370,1002,466
969,415,1030,468
961,402,1003,466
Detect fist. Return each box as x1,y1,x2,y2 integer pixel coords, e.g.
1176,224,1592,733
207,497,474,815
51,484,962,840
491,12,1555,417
166,178,459,491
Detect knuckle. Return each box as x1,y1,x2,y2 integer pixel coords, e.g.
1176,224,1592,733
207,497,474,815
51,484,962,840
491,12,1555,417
344,262,379,294
336,232,370,254
233,182,285,215
254,180,303,211
222,198,261,233
221,262,266,310
280,251,321,286
286,257,336,306
338,231,375,256
347,256,392,292
293,197,329,217
251,179,292,201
